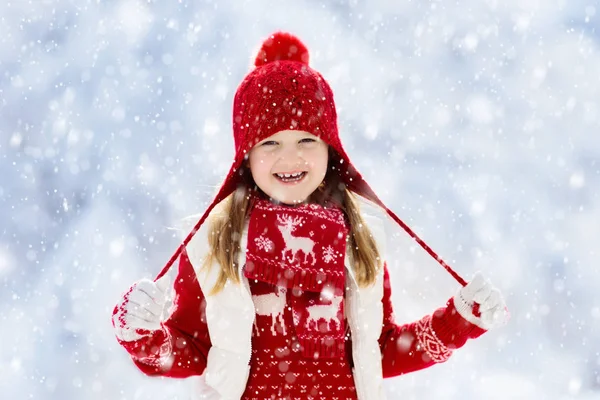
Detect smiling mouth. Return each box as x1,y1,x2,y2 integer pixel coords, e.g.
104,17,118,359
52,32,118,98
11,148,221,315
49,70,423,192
273,171,307,183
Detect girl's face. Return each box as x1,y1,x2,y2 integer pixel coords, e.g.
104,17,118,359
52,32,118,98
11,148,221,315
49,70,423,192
248,129,328,205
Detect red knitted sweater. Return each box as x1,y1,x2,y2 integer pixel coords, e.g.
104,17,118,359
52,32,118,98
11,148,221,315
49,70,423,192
118,252,485,398
242,279,356,399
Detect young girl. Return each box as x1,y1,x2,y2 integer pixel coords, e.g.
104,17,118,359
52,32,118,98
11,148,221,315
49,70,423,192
112,32,508,400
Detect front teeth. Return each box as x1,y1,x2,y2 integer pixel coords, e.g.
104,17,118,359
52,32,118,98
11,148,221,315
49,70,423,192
276,172,303,178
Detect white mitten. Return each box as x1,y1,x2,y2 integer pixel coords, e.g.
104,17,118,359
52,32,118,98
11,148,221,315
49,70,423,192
112,276,170,342
453,272,509,330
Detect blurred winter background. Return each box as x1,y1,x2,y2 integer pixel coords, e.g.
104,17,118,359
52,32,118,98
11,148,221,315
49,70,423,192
1,0,599,399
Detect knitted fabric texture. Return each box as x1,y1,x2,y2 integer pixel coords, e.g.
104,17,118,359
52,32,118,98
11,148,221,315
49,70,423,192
233,59,339,154
242,279,357,399
245,198,348,358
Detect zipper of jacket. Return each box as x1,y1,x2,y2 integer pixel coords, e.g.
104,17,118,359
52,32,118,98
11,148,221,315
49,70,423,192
238,229,255,372
345,261,369,400
239,264,254,366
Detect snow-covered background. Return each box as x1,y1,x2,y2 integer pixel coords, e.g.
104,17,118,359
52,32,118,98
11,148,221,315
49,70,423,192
1,0,599,399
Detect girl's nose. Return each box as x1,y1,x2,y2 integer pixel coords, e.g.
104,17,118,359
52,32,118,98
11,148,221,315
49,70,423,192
278,146,304,165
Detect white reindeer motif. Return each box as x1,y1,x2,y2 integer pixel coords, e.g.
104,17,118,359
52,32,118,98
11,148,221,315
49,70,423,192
276,214,316,265
252,291,287,336
306,296,343,330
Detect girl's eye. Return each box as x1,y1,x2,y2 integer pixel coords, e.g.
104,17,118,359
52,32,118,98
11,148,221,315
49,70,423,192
299,138,316,143
261,140,277,146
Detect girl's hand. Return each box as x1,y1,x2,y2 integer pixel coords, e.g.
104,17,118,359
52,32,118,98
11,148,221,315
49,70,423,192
453,272,509,330
112,277,170,342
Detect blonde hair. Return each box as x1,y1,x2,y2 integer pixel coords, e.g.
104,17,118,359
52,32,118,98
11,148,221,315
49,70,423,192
202,151,382,295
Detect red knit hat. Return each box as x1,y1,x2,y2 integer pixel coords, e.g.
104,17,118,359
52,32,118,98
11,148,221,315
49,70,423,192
155,32,466,287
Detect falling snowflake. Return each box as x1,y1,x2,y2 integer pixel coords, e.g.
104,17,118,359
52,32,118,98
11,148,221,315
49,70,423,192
323,245,337,263
321,224,326,229
309,231,314,237
255,235,274,252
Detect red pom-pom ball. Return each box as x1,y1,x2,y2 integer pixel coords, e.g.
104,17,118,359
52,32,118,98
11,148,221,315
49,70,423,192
254,32,310,67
